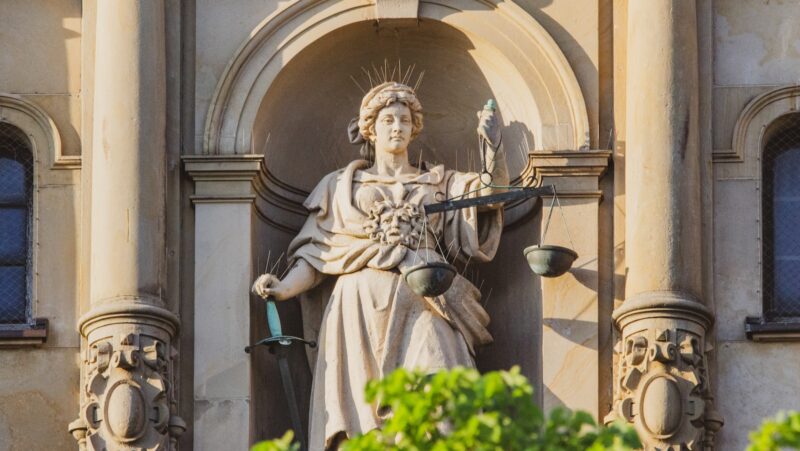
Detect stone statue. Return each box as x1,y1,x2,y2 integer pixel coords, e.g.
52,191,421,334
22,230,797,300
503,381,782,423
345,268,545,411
252,81,508,449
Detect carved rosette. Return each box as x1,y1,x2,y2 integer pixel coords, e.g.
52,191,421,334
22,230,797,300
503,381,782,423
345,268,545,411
606,293,723,450
69,303,185,450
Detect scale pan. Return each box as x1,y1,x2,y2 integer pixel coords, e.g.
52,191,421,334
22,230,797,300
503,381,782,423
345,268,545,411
402,262,457,297
523,244,578,277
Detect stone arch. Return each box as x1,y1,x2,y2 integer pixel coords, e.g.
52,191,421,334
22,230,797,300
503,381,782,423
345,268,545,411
0,94,64,169
203,0,590,157
717,85,800,166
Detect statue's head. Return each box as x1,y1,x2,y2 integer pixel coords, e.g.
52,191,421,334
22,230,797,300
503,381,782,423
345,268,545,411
357,82,424,154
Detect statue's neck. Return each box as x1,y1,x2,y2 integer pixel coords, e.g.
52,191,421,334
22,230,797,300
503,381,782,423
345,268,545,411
370,148,415,176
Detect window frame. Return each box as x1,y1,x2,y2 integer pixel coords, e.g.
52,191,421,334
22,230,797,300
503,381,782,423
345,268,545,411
760,117,800,322
715,85,800,341
0,94,64,345
0,123,35,326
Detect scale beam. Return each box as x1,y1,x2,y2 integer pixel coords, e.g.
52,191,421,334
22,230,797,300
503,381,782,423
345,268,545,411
422,185,554,215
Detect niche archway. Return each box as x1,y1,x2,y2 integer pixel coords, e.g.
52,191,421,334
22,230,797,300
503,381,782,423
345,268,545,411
204,0,591,441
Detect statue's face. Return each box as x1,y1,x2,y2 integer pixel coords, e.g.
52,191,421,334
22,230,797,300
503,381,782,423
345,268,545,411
373,102,413,154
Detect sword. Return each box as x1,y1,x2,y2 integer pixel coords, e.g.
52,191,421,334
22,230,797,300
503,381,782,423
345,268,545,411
245,296,316,451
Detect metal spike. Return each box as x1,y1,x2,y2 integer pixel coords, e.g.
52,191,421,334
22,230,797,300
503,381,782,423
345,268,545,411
269,252,285,275
414,70,425,91
349,75,365,93
483,287,494,308
361,66,374,88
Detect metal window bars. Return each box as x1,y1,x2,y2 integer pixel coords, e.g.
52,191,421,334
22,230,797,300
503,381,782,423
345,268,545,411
0,122,34,327
762,113,800,319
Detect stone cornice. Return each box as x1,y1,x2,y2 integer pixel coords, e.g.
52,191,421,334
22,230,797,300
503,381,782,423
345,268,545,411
182,154,264,204
523,150,611,199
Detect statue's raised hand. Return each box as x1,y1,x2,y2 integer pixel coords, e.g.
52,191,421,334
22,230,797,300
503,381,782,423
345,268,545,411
251,273,291,301
476,99,501,148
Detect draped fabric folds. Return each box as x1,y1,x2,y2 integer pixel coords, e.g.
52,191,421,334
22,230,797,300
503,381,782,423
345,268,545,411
287,160,502,449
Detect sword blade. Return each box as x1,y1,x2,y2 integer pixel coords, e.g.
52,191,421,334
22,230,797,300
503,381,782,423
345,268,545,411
277,352,306,451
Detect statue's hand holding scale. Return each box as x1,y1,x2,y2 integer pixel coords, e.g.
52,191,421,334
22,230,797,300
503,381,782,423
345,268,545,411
252,79,508,450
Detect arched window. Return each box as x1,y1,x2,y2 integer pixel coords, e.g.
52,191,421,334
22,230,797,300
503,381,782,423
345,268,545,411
762,113,800,320
0,123,33,325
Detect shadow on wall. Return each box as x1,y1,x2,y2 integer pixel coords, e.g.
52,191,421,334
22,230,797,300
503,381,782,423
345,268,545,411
250,17,545,442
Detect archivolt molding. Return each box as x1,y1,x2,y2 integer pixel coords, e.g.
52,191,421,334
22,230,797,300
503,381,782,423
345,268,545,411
0,93,79,169
715,84,800,164
203,0,589,156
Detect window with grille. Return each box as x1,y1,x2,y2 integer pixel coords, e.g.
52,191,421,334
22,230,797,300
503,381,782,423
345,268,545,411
762,113,800,320
0,123,33,325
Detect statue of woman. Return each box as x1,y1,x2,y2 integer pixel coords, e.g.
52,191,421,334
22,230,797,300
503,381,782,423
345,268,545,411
252,81,508,449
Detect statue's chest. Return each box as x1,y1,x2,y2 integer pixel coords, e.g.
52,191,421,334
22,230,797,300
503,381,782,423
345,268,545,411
353,182,443,245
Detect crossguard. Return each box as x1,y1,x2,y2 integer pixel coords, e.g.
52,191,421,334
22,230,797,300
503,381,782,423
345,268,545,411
244,335,317,353
244,295,317,353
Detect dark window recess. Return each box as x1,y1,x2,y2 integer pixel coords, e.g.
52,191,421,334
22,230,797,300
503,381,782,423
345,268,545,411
0,123,33,325
750,114,800,329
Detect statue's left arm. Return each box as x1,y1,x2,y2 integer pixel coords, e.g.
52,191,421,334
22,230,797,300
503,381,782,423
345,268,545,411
476,103,509,203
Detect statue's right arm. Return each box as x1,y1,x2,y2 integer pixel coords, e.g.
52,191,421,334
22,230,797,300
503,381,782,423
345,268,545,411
251,258,325,301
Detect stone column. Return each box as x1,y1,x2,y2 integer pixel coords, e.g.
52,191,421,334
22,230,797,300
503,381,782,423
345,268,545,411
182,155,263,451
530,151,610,418
606,1,723,449
69,2,185,449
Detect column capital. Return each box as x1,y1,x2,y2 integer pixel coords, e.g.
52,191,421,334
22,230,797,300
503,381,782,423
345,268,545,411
182,154,264,204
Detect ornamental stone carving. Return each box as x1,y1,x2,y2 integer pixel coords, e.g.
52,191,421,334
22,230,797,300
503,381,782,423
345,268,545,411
69,306,185,450
606,293,723,450
364,199,425,247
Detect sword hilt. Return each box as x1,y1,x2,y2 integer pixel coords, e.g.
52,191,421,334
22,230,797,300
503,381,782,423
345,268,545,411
244,295,317,353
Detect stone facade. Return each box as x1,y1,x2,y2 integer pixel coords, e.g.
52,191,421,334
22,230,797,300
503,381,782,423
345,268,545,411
0,1,798,449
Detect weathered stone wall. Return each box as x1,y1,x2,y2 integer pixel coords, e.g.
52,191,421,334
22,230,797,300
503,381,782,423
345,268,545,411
0,1,82,450
712,2,800,449
2,1,799,449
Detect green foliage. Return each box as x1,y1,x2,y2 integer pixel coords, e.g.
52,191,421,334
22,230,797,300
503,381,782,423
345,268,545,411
341,366,639,451
250,366,640,451
251,431,298,451
748,411,800,451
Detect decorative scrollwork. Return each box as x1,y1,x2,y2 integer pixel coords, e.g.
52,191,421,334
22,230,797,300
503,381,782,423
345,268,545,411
606,324,723,450
71,331,185,450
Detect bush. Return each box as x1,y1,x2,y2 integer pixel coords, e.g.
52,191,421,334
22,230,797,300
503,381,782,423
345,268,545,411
252,366,640,451
748,411,800,451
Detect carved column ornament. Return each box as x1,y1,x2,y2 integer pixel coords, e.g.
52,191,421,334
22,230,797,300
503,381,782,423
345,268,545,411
606,293,723,450
615,0,723,447
69,305,185,450
69,1,183,449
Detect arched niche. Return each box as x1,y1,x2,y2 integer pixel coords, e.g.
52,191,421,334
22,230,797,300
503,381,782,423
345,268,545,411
203,0,589,158
207,0,592,441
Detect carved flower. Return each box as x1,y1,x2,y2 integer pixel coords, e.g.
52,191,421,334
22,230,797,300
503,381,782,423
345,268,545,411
364,200,425,247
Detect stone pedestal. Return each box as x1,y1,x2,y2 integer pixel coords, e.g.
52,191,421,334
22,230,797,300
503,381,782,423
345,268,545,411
607,1,723,448
530,150,609,417
70,1,185,449
183,155,263,450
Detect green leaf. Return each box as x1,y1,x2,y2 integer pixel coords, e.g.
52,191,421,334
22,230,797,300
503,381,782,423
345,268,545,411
338,366,640,451
250,431,299,451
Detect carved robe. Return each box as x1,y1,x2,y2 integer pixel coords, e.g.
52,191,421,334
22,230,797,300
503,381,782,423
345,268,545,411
288,159,502,449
